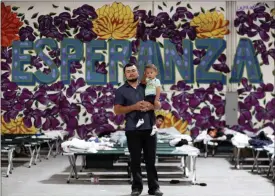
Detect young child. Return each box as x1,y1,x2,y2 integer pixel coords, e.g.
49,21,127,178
136,64,161,135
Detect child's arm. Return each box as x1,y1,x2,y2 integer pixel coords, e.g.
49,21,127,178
141,72,147,84
154,79,161,105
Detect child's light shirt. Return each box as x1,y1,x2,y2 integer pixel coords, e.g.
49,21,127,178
145,78,161,96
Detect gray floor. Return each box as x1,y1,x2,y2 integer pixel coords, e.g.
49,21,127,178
1,154,274,196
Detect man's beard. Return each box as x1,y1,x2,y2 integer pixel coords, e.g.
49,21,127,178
127,78,138,83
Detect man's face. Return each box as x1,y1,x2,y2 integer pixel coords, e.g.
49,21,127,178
124,65,139,82
209,129,217,137
156,118,164,128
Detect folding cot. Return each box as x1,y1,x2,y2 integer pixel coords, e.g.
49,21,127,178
63,141,199,185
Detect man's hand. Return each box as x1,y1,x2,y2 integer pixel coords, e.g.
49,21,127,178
132,101,146,111
142,101,155,111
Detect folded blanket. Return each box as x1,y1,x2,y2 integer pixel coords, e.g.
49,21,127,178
172,145,200,156
231,132,250,148
61,138,99,153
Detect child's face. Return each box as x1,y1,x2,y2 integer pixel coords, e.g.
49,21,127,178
209,129,217,137
156,118,164,128
145,68,157,79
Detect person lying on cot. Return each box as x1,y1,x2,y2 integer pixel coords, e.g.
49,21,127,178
207,128,226,140
155,115,164,129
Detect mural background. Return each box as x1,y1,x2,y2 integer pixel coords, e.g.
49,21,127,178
1,1,275,138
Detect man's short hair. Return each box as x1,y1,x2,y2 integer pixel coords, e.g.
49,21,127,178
156,115,164,121
123,63,136,73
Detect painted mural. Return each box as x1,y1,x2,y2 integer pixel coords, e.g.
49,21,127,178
1,1,275,138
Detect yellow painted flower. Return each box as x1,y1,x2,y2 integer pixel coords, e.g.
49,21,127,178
155,110,189,134
1,116,37,134
92,2,138,39
190,10,229,38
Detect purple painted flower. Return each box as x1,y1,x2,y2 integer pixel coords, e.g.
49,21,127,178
190,127,200,138
172,102,192,123
180,22,196,40
1,47,12,63
94,95,114,109
209,81,224,92
1,62,10,72
212,54,230,73
77,124,94,140
80,91,96,114
72,4,97,19
1,98,24,123
93,123,116,136
250,23,270,42
42,107,60,130
262,122,275,131
234,11,253,28
19,88,49,108
39,81,64,91
129,56,137,65
92,108,114,125
255,103,275,122
189,88,210,108
171,92,189,108
38,15,65,41
231,122,257,133
109,114,125,126
253,40,267,53
194,107,215,130
238,101,252,124
244,88,265,106
160,93,171,110
237,78,252,95
31,56,43,69
258,82,274,93
66,78,86,98
59,101,81,135
49,49,60,58
102,83,115,94
43,68,51,75
193,49,206,65
23,108,43,128
170,80,191,91
1,78,18,92
19,26,35,41
54,12,71,32
134,10,148,22
95,61,108,74
48,91,67,105
172,7,193,21
212,120,226,128
210,95,225,116
75,27,97,42
131,39,140,53
70,61,82,73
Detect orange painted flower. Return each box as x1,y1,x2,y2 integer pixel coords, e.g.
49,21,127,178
92,2,138,39
190,10,229,38
1,2,23,47
155,110,189,134
1,116,38,134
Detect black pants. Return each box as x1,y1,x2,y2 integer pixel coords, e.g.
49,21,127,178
126,129,159,191
136,95,155,124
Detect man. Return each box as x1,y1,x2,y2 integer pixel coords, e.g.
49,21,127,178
114,63,163,196
155,115,164,129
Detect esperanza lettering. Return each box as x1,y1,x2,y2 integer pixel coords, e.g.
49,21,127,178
12,38,262,85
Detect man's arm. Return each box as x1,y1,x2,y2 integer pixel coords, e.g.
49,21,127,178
114,104,134,115
114,101,144,115
143,100,161,111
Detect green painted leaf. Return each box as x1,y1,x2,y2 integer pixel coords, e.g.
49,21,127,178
83,111,87,117
220,7,224,11
49,12,56,16
176,1,181,6
158,5,163,10
201,7,205,13
187,3,192,9
33,22,39,29
31,13,39,19
163,2,167,7
17,13,24,17
263,99,266,105
209,7,216,12
34,32,39,36
35,101,39,107
85,117,89,123
78,70,83,74
194,12,200,17
133,6,140,11
28,6,34,10
170,6,174,12
28,50,33,54
64,6,71,11
66,31,72,37
24,20,29,25
73,27,79,34
12,6,19,11
21,15,25,21
158,42,164,48
52,4,59,8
